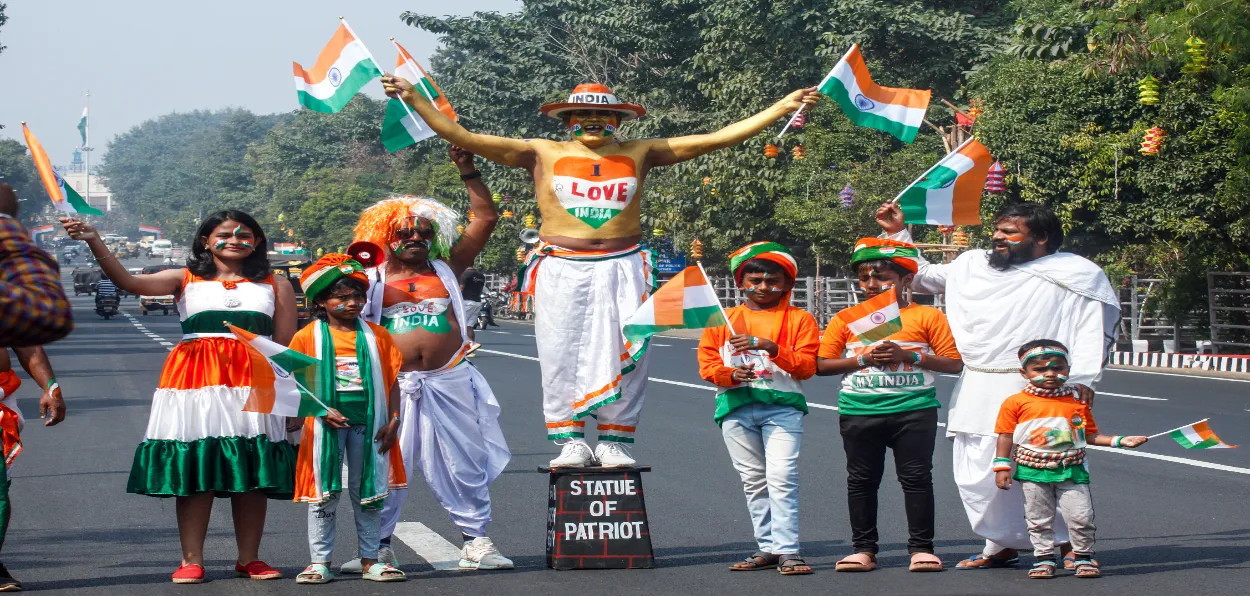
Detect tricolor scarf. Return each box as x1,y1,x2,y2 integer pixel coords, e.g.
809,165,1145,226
1023,384,1075,398
296,320,394,509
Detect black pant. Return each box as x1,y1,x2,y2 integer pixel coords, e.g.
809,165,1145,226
839,407,938,554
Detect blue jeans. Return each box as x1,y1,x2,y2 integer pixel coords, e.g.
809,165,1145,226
307,425,381,563
720,403,804,555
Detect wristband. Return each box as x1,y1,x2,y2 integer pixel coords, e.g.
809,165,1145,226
1112,436,1122,448
45,378,58,390
392,411,400,419
992,465,1013,472
993,457,1013,464
911,351,922,364
750,336,758,347
856,354,867,368
459,170,482,181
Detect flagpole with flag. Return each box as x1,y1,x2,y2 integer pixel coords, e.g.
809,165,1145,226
1147,418,1211,440
293,17,383,113
381,37,457,152
892,136,991,226
21,122,104,216
777,48,845,139
83,90,91,211
1147,418,1238,448
328,17,414,124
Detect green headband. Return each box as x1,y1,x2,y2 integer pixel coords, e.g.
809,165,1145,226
1020,347,1068,366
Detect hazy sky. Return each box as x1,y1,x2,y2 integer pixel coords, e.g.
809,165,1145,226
0,0,519,167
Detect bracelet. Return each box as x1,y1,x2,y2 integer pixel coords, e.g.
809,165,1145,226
1112,436,1122,448
856,354,867,368
391,411,400,419
992,465,1013,472
459,170,482,181
992,457,1013,464
911,351,923,364
749,336,758,347
45,378,58,390
95,252,117,262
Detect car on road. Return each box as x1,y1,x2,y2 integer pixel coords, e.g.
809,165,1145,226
139,264,179,316
150,239,173,259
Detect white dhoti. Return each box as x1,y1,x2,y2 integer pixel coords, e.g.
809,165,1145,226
528,246,655,443
379,361,510,538
953,432,1069,552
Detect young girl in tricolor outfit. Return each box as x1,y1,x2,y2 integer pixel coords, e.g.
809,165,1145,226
288,254,405,584
63,210,298,584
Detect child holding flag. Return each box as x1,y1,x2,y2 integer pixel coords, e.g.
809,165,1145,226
697,242,819,576
287,255,406,584
994,340,1148,579
817,238,963,573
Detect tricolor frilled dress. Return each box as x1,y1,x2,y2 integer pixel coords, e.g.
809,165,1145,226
127,270,297,498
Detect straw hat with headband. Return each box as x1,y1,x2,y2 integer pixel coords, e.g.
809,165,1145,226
539,83,646,122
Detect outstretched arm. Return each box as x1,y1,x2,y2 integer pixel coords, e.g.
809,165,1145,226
61,218,185,296
644,87,820,168
447,146,499,274
382,75,537,168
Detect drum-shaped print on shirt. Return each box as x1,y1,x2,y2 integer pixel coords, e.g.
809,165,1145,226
551,155,639,229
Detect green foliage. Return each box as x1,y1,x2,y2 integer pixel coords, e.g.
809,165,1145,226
0,138,47,221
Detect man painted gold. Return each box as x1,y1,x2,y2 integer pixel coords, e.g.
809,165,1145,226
383,76,819,467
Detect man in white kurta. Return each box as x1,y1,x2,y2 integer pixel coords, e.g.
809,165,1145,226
877,202,1120,567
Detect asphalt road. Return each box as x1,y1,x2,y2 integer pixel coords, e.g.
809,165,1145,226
6,264,1249,594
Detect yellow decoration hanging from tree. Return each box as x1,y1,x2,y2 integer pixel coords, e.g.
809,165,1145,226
1137,74,1160,105
1182,37,1208,74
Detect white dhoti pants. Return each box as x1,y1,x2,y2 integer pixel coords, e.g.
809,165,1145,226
380,362,510,538
953,432,1069,553
533,249,654,444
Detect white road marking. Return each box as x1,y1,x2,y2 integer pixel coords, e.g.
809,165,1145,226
1107,367,1250,383
653,343,671,347
522,334,535,337
390,522,465,571
478,347,1246,476
123,311,177,351
159,341,174,346
1100,391,1168,401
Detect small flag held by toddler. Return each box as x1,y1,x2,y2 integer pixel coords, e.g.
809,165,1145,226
1149,418,1238,449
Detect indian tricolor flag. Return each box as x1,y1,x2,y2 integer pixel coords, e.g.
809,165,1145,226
817,44,931,143
138,225,162,238
21,123,104,216
29,225,55,241
381,41,457,152
896,138,992,226
226,323,327,418
836,287,903,344
624,266,726,346
1162,419,1238,449
293,22,382,113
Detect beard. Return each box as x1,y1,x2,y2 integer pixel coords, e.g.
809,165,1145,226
987,240,1035,270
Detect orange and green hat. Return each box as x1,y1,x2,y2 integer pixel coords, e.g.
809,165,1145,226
539,83,646,121
299,254,367,301
729,241,798,283
850,238,920,274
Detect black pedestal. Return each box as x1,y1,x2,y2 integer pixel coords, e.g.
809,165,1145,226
540,466,655,570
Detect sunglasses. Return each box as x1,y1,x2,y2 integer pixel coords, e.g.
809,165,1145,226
394,227,436,241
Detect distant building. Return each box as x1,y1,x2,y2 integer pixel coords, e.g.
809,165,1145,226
62,148,115,212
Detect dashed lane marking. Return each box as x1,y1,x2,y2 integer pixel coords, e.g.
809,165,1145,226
478,347,1244,475
122,311,175,351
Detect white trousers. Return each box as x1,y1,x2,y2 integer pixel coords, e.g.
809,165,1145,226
952,432,1069,553
379,363,510,538
534,251,653,444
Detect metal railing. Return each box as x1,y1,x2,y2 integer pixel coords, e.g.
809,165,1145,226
1207,272,1250,354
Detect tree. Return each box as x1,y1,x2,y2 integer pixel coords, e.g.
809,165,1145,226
0,139,49,222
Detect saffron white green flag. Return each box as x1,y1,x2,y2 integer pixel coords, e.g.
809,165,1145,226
226,324,327,418
816,44,931,143
623,265,726,356
1163,419,1238,449
381,41,458,152
22,122,103,216
895,138,992,226
835,287,903,344
293,23,382,113
77,106,87,145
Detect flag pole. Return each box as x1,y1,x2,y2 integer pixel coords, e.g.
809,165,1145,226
1147,418,1208,440
84,90,91,213
777,44,855,139
289,376,333,413
388,37,437,136
335,17,423,129
891,135,976,204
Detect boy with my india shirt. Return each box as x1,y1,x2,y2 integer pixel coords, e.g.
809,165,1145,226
817,238,963,573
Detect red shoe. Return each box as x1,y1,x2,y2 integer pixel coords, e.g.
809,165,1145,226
172,564,205,584
235,560,282,580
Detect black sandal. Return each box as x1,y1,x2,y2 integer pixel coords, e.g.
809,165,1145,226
729,552,779,571
778,555,814,575
0,562,21,592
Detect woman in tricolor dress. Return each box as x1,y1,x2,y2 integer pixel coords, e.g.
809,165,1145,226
63,210,298,584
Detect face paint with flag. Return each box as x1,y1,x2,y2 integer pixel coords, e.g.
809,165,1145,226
293,22,382,113
836,287,903,344
381,41,457,152
1160,419,1238,449
895,138,992,226
226,323,328,418
624,265,726,348
816,44,931,144
21,123,104,216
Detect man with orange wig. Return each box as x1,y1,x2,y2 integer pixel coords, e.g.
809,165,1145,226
338,147,513,573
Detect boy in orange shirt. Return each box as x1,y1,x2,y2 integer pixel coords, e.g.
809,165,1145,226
698,242,820,576
994,340,1148,579
817,238,963,573
289,255,407,584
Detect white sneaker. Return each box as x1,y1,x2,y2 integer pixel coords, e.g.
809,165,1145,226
339,544,396,574
594,442,636,467
549,440,596,468
459,537,514,570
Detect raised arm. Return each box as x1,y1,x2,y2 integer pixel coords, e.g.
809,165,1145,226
643,87,820,168
61,218,184,296
381,75,537,169
446,146,499,274
875,203,949,294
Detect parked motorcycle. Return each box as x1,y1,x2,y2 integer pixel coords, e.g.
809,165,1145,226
95,294,120,320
